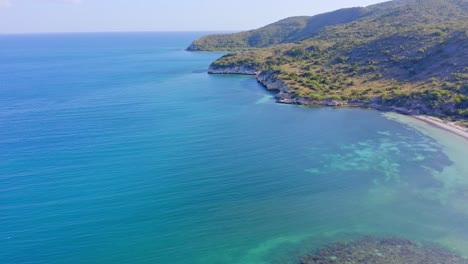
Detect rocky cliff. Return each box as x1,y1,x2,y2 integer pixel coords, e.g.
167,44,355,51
220,70,351,107
208,64,258,75
209,63,449,114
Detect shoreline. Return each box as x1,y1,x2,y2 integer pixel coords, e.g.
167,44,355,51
207,71,468,140
272,89,468,141
283,100,468,141
409,114,468,140
257,74,468,141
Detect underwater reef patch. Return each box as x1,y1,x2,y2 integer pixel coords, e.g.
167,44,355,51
300,237,468,264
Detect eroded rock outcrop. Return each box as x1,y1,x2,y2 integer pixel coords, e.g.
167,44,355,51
208,65,258,75
207,63,461,118
256,71,351,107
256,71,290,93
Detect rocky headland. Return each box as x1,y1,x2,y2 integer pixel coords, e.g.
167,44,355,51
194,0,467,129
208,65,468,138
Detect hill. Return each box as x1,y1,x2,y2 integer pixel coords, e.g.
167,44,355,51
188,0,468,121
187,7,370,51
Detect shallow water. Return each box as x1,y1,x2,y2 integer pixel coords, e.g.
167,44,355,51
0,32,467,264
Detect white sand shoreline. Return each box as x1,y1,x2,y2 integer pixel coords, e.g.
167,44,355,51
410,115,468,140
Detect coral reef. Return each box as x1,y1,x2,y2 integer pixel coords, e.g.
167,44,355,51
301,237,468,264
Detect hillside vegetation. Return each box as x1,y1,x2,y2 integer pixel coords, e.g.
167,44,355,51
187,7,370,51
189,0,468,119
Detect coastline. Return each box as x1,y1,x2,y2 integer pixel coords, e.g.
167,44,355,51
409,115,468,140
206,68,468,140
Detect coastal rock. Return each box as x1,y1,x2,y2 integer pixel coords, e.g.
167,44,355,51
208,65,258,75
186,42,200,51
256,71,290,93
322,99,345,106
208,65,463,121
257,71,352,107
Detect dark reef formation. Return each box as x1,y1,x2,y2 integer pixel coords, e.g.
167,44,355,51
300,237,468,264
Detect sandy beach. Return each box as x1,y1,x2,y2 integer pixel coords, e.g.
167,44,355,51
411,115,468,140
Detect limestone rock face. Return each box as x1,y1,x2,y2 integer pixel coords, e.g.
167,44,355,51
257,72,352,107
208,65,258,75
256,72,290,93
207,62,465,118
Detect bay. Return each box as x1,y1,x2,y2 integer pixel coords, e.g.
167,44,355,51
0,32,467,264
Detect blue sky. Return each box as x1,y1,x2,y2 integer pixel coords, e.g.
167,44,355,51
0,0,388,34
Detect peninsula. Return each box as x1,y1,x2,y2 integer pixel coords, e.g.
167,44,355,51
188,0,467,129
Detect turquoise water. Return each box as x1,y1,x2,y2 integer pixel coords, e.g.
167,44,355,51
1,32,467,264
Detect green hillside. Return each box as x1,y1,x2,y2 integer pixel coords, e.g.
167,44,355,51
187,7,370,51
189,0,468,120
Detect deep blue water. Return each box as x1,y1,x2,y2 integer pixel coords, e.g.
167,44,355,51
1,32,468,264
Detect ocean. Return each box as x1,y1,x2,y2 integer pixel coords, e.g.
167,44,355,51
1,32,467,264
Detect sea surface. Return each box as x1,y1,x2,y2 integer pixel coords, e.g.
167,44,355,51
1,32,467,264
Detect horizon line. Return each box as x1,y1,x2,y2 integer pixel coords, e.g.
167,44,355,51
0,30,243,36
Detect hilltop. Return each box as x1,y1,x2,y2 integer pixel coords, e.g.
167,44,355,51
187,7,370,51
188,0,468,121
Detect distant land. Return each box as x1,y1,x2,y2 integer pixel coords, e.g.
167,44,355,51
188,0,468,124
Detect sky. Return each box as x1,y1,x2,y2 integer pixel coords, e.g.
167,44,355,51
0,0,389,34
